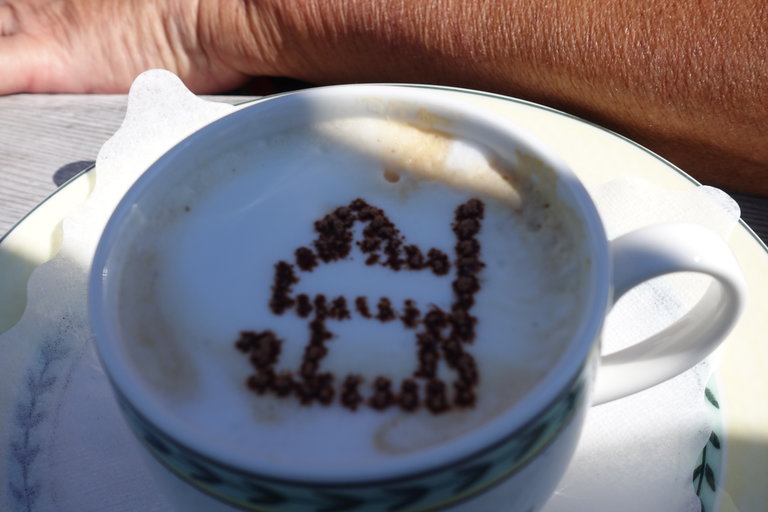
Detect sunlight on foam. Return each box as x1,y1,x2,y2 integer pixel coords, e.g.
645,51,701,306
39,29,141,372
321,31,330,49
313,117,523,211
0,171,95,334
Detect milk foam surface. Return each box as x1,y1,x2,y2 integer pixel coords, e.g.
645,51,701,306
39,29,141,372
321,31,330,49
115,117,587,469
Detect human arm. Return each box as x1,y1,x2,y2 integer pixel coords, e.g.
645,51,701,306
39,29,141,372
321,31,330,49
1,0,766,194
258,0,767,194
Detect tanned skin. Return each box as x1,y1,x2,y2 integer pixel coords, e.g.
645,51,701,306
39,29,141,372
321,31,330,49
1,0,765,193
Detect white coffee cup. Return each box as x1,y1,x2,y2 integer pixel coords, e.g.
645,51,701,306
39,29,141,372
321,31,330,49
89,84,746,511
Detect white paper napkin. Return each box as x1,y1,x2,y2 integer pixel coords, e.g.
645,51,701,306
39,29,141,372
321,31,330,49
539,181,738,512
0,70,740,512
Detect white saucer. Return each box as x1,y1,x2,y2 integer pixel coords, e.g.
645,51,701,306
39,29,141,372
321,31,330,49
1,81,766,512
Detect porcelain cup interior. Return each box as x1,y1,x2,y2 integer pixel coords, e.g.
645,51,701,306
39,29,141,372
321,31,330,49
89,84,609,490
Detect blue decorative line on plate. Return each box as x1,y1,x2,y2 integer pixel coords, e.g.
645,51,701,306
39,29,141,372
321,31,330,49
693,385,724,512
8,337,71,512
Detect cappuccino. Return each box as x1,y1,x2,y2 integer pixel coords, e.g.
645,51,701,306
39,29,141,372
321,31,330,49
112,116,588,471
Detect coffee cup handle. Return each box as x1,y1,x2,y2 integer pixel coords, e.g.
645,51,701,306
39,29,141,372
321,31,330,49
593,223,747,404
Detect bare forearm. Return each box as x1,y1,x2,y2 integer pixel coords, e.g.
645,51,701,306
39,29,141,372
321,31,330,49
254,0,768,193
4,0,762,192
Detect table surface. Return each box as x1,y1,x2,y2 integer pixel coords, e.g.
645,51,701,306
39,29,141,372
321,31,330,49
2,93,767,244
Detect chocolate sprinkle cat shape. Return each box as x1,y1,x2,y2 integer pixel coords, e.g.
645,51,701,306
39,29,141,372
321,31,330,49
235,198,485,414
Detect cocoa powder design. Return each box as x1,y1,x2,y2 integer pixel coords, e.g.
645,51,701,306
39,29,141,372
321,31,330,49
235,198,485,414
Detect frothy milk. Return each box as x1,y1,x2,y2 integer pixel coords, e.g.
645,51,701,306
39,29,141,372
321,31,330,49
113,116,588,471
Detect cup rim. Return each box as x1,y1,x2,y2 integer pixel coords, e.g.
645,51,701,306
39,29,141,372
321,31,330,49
89,83,611,483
